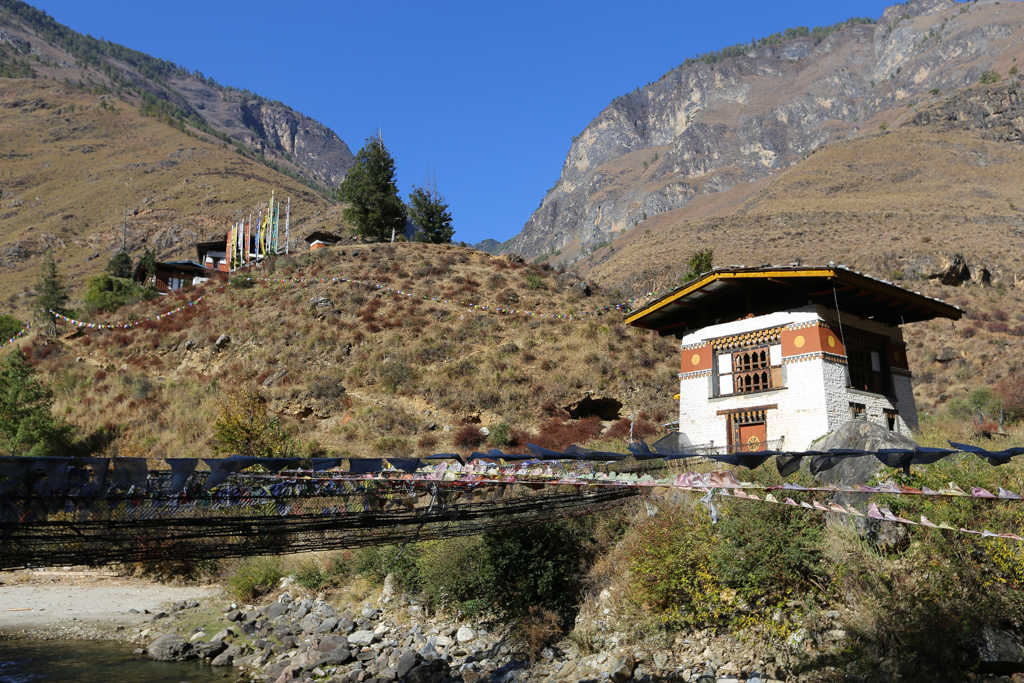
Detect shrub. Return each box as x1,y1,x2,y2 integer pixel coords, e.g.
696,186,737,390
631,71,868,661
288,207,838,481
979,70,1001,84
453,424,486,449
0,315,24,341
82,273,156,314
525,274,545,290
488,421,512,447
604,417,661,441
229,556,284,601
619,499,724,627
229,274,255,289
714,497,825,600
532,416,603,451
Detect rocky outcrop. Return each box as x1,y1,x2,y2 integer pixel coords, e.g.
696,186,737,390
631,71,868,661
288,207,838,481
503,0,1024,260
0,10,354,188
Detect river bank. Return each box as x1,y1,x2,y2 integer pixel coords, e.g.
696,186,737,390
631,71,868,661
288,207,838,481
0,569,218,641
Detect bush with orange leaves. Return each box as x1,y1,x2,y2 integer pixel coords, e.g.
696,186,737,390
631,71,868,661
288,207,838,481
212,386,295,457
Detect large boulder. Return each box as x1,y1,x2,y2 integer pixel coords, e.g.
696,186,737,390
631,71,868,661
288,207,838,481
148,633,195,662
964,626,1024,674
406,659,451,683
810,419,919,487
930,253,971,286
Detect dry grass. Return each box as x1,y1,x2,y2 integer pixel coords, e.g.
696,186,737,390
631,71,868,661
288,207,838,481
0,79,338,322
18,243,680,459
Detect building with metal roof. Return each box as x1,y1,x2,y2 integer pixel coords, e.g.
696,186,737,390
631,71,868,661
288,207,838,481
625,266,962,453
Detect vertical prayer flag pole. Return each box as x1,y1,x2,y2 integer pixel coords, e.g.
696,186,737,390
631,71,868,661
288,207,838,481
255,210,263,262
224,225,231,272
284,198,290,255
273,200,281,254
246,214,252,265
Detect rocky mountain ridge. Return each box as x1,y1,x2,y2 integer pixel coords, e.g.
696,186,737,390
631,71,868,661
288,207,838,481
504,0,1024,261
0,0,354,190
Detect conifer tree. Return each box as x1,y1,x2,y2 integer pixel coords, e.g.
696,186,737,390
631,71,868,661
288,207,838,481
104,251,133,278
336,132,407,242
408,170,455,244
36,250,69,331
0,350,74,457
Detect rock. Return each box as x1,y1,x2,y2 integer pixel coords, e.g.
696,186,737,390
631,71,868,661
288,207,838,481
965,626,1024,674
361,607,381,619
809,419,920,508
607,654,635,683
274,665,303,683
456,626,476,644
504,254,524,264
317,617,339,633
148,633,195,662
478,427,490,437
499,289,520,305
225,609,242,622
339,618,356,634
569,280,592,297
316,603,338,619
934,347,959,363
349,629,376,646
210,649,236,667
434,635,452,648
300,615,323,633
930,253,971,286
407,659,452,683
264,602,289,620
398,652,425,677
194,640,226,658
294,605,309,620
215,334,231,349
653,652,669,669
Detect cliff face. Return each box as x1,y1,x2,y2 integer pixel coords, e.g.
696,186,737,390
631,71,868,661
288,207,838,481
505,0,1024,260
168,76,354,188
0,0,354,189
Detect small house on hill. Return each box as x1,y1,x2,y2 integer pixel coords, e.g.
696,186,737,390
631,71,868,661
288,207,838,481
305,231,342,250
133,260,211,294
196,241,229,272
625,266,962,452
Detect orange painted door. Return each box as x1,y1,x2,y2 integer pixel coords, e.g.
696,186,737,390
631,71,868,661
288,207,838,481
738,423,767,452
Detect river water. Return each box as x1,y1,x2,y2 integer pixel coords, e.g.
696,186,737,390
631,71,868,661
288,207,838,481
0,639,227,683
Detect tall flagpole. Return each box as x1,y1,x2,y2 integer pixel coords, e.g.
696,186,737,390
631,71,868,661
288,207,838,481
273,201,281,254
246,213,252,265
284,198,290,255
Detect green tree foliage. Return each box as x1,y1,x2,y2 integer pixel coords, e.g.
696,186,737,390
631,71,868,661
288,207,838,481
0,350,75,456
140,250,157,282
212,386,295,457
82,273,156,314
36,250,70,324
336,134,407,242
979,70,1002,84
684,248,714,280
0,315,24,342
104,252,134,278
408,182,455,244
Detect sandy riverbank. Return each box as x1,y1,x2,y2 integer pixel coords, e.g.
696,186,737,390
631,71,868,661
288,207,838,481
0,571,219,636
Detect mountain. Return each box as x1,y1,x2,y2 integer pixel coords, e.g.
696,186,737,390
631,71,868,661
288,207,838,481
0,78,340,317
504,0,1024,262
0,0,354,191
471,238,503,254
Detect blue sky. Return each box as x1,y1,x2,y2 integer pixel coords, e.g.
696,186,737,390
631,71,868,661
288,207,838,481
30,0,896,245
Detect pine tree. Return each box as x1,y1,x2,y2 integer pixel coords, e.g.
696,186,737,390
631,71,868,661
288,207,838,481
104,251,133,278
408,171,455,244
36,250,69,330
0,350,75,457
140,250,157,282
336,132,407,241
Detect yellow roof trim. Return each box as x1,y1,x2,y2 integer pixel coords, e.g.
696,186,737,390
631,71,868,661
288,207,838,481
625,269,837,326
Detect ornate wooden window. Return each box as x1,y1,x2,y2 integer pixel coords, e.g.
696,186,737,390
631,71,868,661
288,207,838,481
732,347,772,393
712,327,784,397
849,402,866,420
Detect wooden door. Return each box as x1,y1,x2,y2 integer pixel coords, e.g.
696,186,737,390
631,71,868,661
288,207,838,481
738,422,767,452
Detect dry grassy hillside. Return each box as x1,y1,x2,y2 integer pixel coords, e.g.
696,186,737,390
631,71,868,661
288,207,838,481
575,111,1024,416
14,243,682,460
0,79,340,319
